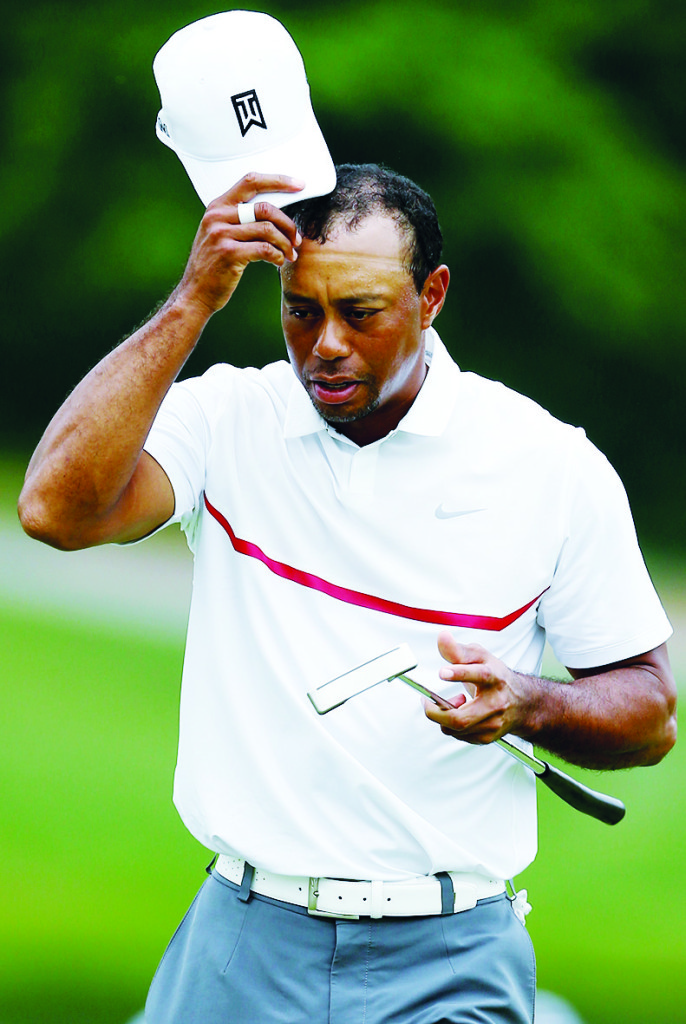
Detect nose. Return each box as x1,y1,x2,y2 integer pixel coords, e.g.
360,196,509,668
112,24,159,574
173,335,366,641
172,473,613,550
312,317,352,361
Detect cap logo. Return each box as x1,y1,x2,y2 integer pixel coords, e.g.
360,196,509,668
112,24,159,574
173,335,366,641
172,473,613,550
231,90,268,138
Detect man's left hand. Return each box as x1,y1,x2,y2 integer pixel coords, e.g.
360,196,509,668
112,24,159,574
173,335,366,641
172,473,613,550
423,630,534,744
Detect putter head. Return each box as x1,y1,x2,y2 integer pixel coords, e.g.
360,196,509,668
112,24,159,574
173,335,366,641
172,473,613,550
307,644,418,714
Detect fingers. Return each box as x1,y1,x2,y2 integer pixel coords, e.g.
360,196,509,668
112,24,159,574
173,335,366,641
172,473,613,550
422,694,468,714
437,631,492,685
424,699,506,744
176,172,305,317
206,194,302,265
210,171,305,254
219,171,306,206
224,214,302,266
428,630,519,743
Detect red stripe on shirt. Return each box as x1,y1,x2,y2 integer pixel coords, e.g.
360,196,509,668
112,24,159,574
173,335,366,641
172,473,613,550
204,494,546,631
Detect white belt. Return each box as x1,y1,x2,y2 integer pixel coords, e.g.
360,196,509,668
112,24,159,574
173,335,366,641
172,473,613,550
215,855,505,919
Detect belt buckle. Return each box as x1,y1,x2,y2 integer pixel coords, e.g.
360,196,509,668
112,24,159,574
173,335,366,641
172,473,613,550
307,877,359,920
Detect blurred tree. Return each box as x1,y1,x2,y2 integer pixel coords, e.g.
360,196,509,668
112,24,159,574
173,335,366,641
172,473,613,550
1,0,684,547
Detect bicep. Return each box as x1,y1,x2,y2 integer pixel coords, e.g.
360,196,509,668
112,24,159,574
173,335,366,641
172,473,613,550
565,643,677,762
566,642,677,727
104,451,176,545
566,643,673,683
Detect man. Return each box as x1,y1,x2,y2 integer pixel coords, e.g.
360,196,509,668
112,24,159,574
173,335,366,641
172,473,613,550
19,164,676,1024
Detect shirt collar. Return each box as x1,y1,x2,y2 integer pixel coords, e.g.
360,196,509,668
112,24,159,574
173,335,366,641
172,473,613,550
283,327,460,441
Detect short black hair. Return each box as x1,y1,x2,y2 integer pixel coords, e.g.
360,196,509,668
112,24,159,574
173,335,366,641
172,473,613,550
286,163,443,293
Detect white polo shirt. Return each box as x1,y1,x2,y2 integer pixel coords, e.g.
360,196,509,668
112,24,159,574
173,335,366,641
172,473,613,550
143,329,671,882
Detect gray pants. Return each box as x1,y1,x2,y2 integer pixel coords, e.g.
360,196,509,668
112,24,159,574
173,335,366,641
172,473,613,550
146,869,536,1023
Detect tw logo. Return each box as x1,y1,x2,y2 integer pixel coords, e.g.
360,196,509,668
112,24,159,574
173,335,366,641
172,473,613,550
231,90,268,137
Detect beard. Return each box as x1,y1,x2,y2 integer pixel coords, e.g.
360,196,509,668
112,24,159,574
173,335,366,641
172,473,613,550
304,378,381,426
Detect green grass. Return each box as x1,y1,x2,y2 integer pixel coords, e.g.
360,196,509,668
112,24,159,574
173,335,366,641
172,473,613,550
0,606,206,1024
2,455,684,1023
2,598,683,1024
521,744,686,1023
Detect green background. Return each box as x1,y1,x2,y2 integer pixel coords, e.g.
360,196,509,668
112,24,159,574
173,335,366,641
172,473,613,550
3,0,686,550
2,1,684,1021
2,454,684,1023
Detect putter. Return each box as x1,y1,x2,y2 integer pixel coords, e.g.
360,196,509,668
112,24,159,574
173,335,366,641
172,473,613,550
308,644,626,826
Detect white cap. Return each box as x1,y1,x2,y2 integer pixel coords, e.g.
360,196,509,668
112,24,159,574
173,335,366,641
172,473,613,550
153,11,336,208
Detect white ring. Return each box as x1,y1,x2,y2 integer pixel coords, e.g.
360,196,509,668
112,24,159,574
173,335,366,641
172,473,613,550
237,202,257,225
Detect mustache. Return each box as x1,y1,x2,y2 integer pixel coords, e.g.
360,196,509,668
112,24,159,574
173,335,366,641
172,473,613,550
304,366,374,386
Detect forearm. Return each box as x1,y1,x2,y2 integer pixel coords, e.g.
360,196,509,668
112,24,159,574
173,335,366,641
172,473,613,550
513,654,677,769
427,634,677,772
19,291,209,548
19,174,305,549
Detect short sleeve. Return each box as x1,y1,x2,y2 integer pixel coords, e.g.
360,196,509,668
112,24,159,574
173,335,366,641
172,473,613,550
143,368,231,539
538,433,672,669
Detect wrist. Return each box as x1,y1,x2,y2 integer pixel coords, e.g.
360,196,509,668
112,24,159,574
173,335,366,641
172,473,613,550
509,671,549,741
162,285,218,328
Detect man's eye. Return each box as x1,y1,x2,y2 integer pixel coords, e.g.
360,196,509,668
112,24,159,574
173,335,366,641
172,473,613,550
347,309,376,321
289,308,315,319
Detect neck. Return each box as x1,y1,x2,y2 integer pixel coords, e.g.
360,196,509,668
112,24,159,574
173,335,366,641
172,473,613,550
328,362,429,447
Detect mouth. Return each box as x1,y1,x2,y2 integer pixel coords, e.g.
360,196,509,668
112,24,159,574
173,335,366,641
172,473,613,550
310,378,363,405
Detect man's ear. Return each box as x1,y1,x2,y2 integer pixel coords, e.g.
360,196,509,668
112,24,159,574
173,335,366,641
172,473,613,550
420,265,450,330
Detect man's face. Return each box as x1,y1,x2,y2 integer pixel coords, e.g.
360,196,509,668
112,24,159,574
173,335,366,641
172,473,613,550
281,215,441,446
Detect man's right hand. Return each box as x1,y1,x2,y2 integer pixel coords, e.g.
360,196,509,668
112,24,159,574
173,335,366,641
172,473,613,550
175,172,305,317
18,172,305,550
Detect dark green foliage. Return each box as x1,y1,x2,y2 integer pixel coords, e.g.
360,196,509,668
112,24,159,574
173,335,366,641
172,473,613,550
2,0,685,546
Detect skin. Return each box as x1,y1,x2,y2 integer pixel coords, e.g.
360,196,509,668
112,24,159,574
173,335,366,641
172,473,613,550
17,173,676,770
424,632,675,769
281,216,449,446
18,173,305,548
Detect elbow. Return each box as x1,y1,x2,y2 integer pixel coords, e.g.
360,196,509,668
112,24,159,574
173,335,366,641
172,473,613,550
18,485,83,551
637,651,678,767
644,708,677,766
642,675,678,766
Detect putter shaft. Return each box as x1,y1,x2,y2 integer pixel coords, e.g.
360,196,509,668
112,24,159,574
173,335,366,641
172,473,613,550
395,673,625,825
307,651,626,826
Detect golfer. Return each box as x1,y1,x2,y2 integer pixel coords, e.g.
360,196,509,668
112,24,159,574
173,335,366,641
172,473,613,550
19,162,676,1023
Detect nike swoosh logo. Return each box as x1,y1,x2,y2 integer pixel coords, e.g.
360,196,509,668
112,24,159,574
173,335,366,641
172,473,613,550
435,505,486,520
